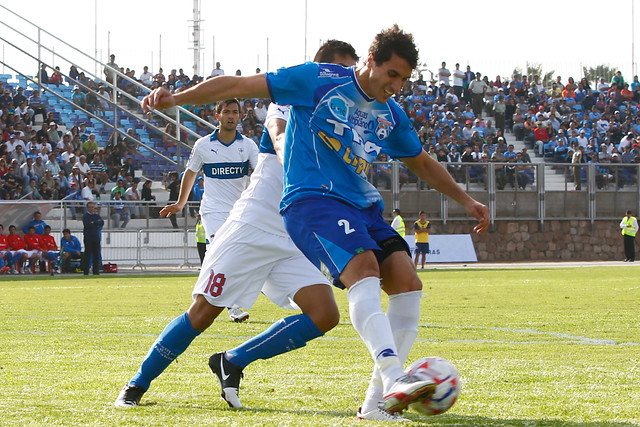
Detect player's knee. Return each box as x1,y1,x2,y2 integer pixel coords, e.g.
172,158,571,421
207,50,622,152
187,295,224,332
308,304,340,333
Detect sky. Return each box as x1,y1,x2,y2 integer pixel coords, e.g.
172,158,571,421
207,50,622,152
1,0,638,84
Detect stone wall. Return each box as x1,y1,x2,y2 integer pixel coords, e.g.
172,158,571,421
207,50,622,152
425,220,627,262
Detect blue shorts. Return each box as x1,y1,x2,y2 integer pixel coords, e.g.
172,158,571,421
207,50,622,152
282,196,398,283
415,242,429,255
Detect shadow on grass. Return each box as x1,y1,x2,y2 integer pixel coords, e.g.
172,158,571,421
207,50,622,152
130,401,637,426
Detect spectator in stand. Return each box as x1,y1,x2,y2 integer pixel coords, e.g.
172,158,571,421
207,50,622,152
534,121,551,156
110,178,126,200
36,64,49,84
22,178,42,200
110,191,130,229
89,153,108,192
611,71,625,90
66,65,79,83
104,54,120,85
28,90,47,123
141,179,156,218
60,228,82,273
140,66,153,87
469,72,488,117
254,100,268,123
49,66,63,86
82,201,103,275
72,86,87,110
125,178,144,218
452,63,465,99
210,62,224,77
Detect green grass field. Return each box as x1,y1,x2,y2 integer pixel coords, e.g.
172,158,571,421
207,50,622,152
1,267,639,426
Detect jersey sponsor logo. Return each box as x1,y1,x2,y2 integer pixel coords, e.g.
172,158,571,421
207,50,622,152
327,96,352,121
318,131,370,176
319,66,340,78
202,161,250,179
349,109,373,130
210,148,218,154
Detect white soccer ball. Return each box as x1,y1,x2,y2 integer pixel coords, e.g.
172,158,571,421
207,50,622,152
405,356,461,415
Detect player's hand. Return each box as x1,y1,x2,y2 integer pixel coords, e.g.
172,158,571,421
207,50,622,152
141,88,175,112
159,203,184,217
465,199,490,233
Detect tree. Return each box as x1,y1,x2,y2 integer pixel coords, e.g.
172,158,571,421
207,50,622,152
583,64,619,89
512,63,555,87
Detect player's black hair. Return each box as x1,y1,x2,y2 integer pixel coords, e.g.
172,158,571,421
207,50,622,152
63,228,71,234
215,98,241,114
0,224,3,228
44,225,51,230
419,210,426,215
8,225,15,230
313,40,359,64
369,24,419,69
28,226,35,231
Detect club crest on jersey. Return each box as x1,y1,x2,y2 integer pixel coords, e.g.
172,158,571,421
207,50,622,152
327,95,352,121
375,116,392,140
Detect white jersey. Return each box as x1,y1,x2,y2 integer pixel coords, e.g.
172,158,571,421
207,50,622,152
228,104,290,236
186,129,259,216
193,103,329,310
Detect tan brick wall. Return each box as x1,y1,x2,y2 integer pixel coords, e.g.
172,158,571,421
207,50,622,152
425,220,628,262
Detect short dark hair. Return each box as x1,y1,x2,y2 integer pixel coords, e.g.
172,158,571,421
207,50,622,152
63,228,71,234
28,225,35,231
44,225,51,230
313,40,359,63
392,208,401,215
627,210,633,215
215,99,241,114
419,210,426,215
369,24,419,69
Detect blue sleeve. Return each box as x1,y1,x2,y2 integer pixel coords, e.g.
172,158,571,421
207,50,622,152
73,237,82,251
265,62,319,107
384,101,423,159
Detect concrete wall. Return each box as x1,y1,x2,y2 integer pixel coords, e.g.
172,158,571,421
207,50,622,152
427,220,628,262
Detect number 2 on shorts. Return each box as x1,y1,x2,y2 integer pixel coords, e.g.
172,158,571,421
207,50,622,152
338,219,355,234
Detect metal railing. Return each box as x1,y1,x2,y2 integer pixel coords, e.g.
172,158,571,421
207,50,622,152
0,3,217,171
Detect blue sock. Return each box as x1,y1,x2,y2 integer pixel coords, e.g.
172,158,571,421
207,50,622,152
226,313,323,368
129,312,200,390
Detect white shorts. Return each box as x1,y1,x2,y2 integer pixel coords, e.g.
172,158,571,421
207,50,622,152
193,220,330,310
201,212,229,240
12,249,39,258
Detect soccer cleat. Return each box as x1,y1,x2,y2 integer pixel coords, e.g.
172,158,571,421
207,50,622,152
383,373,436,414
114,384,146,408
228,305,250,323
357,404,409,421
209,352,244,408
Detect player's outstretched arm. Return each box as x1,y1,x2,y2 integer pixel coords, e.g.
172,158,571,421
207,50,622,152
159,169,198,218
142,75,270,112
401,151,490,233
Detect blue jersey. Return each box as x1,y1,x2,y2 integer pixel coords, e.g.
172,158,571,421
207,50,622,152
265,62,422,211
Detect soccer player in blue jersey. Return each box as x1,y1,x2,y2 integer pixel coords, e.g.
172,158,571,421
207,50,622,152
142,25,489,415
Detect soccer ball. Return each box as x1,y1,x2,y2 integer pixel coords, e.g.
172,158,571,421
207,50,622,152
405,356,461,415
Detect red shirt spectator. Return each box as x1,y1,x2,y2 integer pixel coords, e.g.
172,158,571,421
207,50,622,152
534,124,550,142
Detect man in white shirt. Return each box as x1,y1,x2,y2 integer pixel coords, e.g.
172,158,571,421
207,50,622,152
210,62,224,77
438,61,451,87
76,155,91,176
619,132,635,151
452,63,465,99
139,66,153,87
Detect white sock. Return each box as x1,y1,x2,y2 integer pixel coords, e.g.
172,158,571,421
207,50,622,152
347,277,404,394
361,290,422,413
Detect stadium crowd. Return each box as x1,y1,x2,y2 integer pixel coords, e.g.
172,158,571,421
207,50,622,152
3,59,640,224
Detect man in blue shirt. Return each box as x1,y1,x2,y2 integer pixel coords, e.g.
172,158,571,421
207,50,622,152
60,228,82,273
142,25,489,415
22,211,47,235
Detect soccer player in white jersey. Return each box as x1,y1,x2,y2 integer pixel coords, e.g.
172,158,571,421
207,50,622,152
140,25,489,416
162,99,259,322
116,41,383,416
